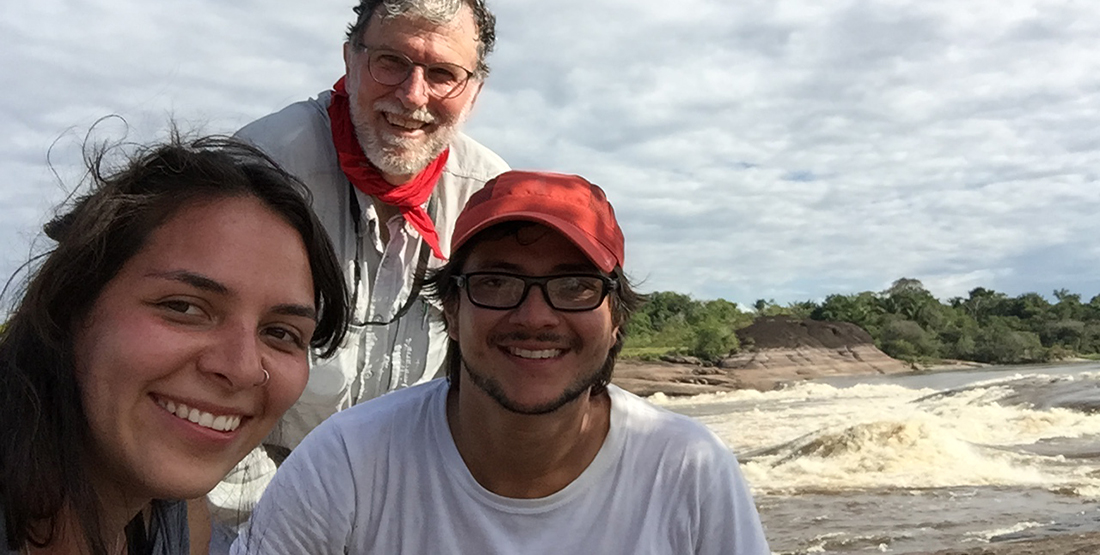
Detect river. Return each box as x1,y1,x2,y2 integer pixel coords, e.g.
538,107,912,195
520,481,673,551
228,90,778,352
651,362,1100,554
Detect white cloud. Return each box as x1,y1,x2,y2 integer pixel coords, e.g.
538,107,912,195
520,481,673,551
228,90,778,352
3,0,1099,308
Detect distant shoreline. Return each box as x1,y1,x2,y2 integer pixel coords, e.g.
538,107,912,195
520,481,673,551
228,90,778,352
612,343,911,396
612,353,1097,397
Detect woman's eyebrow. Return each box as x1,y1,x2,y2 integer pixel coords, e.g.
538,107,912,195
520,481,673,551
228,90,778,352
273,303,317,320
147,270,228,294
149,270,317,319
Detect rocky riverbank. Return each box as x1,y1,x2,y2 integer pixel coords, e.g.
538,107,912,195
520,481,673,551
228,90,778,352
613,316,915,396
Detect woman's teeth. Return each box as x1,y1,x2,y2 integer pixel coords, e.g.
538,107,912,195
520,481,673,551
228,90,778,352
157,398,242,432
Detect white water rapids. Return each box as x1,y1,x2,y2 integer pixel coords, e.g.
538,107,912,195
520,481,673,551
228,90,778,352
652,362,1100,553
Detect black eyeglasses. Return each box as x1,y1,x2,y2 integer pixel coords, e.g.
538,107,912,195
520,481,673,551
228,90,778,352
355,44,475,99
453,272,617,312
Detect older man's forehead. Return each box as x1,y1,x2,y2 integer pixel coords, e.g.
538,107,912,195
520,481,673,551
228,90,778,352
361,3,478,41
358,5,480,65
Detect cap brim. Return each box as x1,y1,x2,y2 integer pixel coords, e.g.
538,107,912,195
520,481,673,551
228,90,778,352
453,211,618,273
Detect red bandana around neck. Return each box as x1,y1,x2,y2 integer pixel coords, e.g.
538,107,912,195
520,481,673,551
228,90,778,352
327,76,449,260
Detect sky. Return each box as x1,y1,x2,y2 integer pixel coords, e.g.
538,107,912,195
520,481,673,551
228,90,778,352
3,0,1099,309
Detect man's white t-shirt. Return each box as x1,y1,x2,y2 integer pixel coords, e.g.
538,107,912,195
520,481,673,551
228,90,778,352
232,380,771,555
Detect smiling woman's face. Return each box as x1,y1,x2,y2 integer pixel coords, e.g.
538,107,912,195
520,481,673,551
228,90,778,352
73,195,316,501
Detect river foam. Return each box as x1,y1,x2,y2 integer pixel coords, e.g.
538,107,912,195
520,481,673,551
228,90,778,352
651,364,1100,552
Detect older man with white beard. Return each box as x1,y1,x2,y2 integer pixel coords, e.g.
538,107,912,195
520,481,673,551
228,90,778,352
203,0,508,547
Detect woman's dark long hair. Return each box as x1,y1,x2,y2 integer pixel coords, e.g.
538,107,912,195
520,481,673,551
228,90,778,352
0,131,348,555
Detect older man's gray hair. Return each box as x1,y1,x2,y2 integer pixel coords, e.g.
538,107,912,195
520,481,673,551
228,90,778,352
346,0,497,78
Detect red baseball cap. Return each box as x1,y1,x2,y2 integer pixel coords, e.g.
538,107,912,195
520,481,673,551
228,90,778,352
451,171,625,273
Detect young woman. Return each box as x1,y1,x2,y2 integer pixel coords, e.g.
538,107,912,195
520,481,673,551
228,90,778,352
0,134,348,555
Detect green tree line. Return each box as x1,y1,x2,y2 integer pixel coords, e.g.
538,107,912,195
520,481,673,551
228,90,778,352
625,292,753,361
623,278,1100,365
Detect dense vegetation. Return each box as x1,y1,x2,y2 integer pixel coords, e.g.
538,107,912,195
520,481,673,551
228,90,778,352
625,292,754,361
624,278,1100,365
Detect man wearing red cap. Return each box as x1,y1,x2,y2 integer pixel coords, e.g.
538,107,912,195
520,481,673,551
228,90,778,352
208,0,508,540
233,171,771,554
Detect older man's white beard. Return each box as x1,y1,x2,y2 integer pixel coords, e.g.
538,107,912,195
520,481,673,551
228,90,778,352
353,98,468,179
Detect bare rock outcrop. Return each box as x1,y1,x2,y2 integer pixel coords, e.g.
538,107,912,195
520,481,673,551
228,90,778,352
736,315,875,350
723,316,911,381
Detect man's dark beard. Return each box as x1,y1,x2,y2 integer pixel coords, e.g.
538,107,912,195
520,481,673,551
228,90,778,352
461,352,613,415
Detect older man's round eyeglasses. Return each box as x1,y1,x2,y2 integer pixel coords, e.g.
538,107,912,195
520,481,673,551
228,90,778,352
453,272,618,312
356,44,475,99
